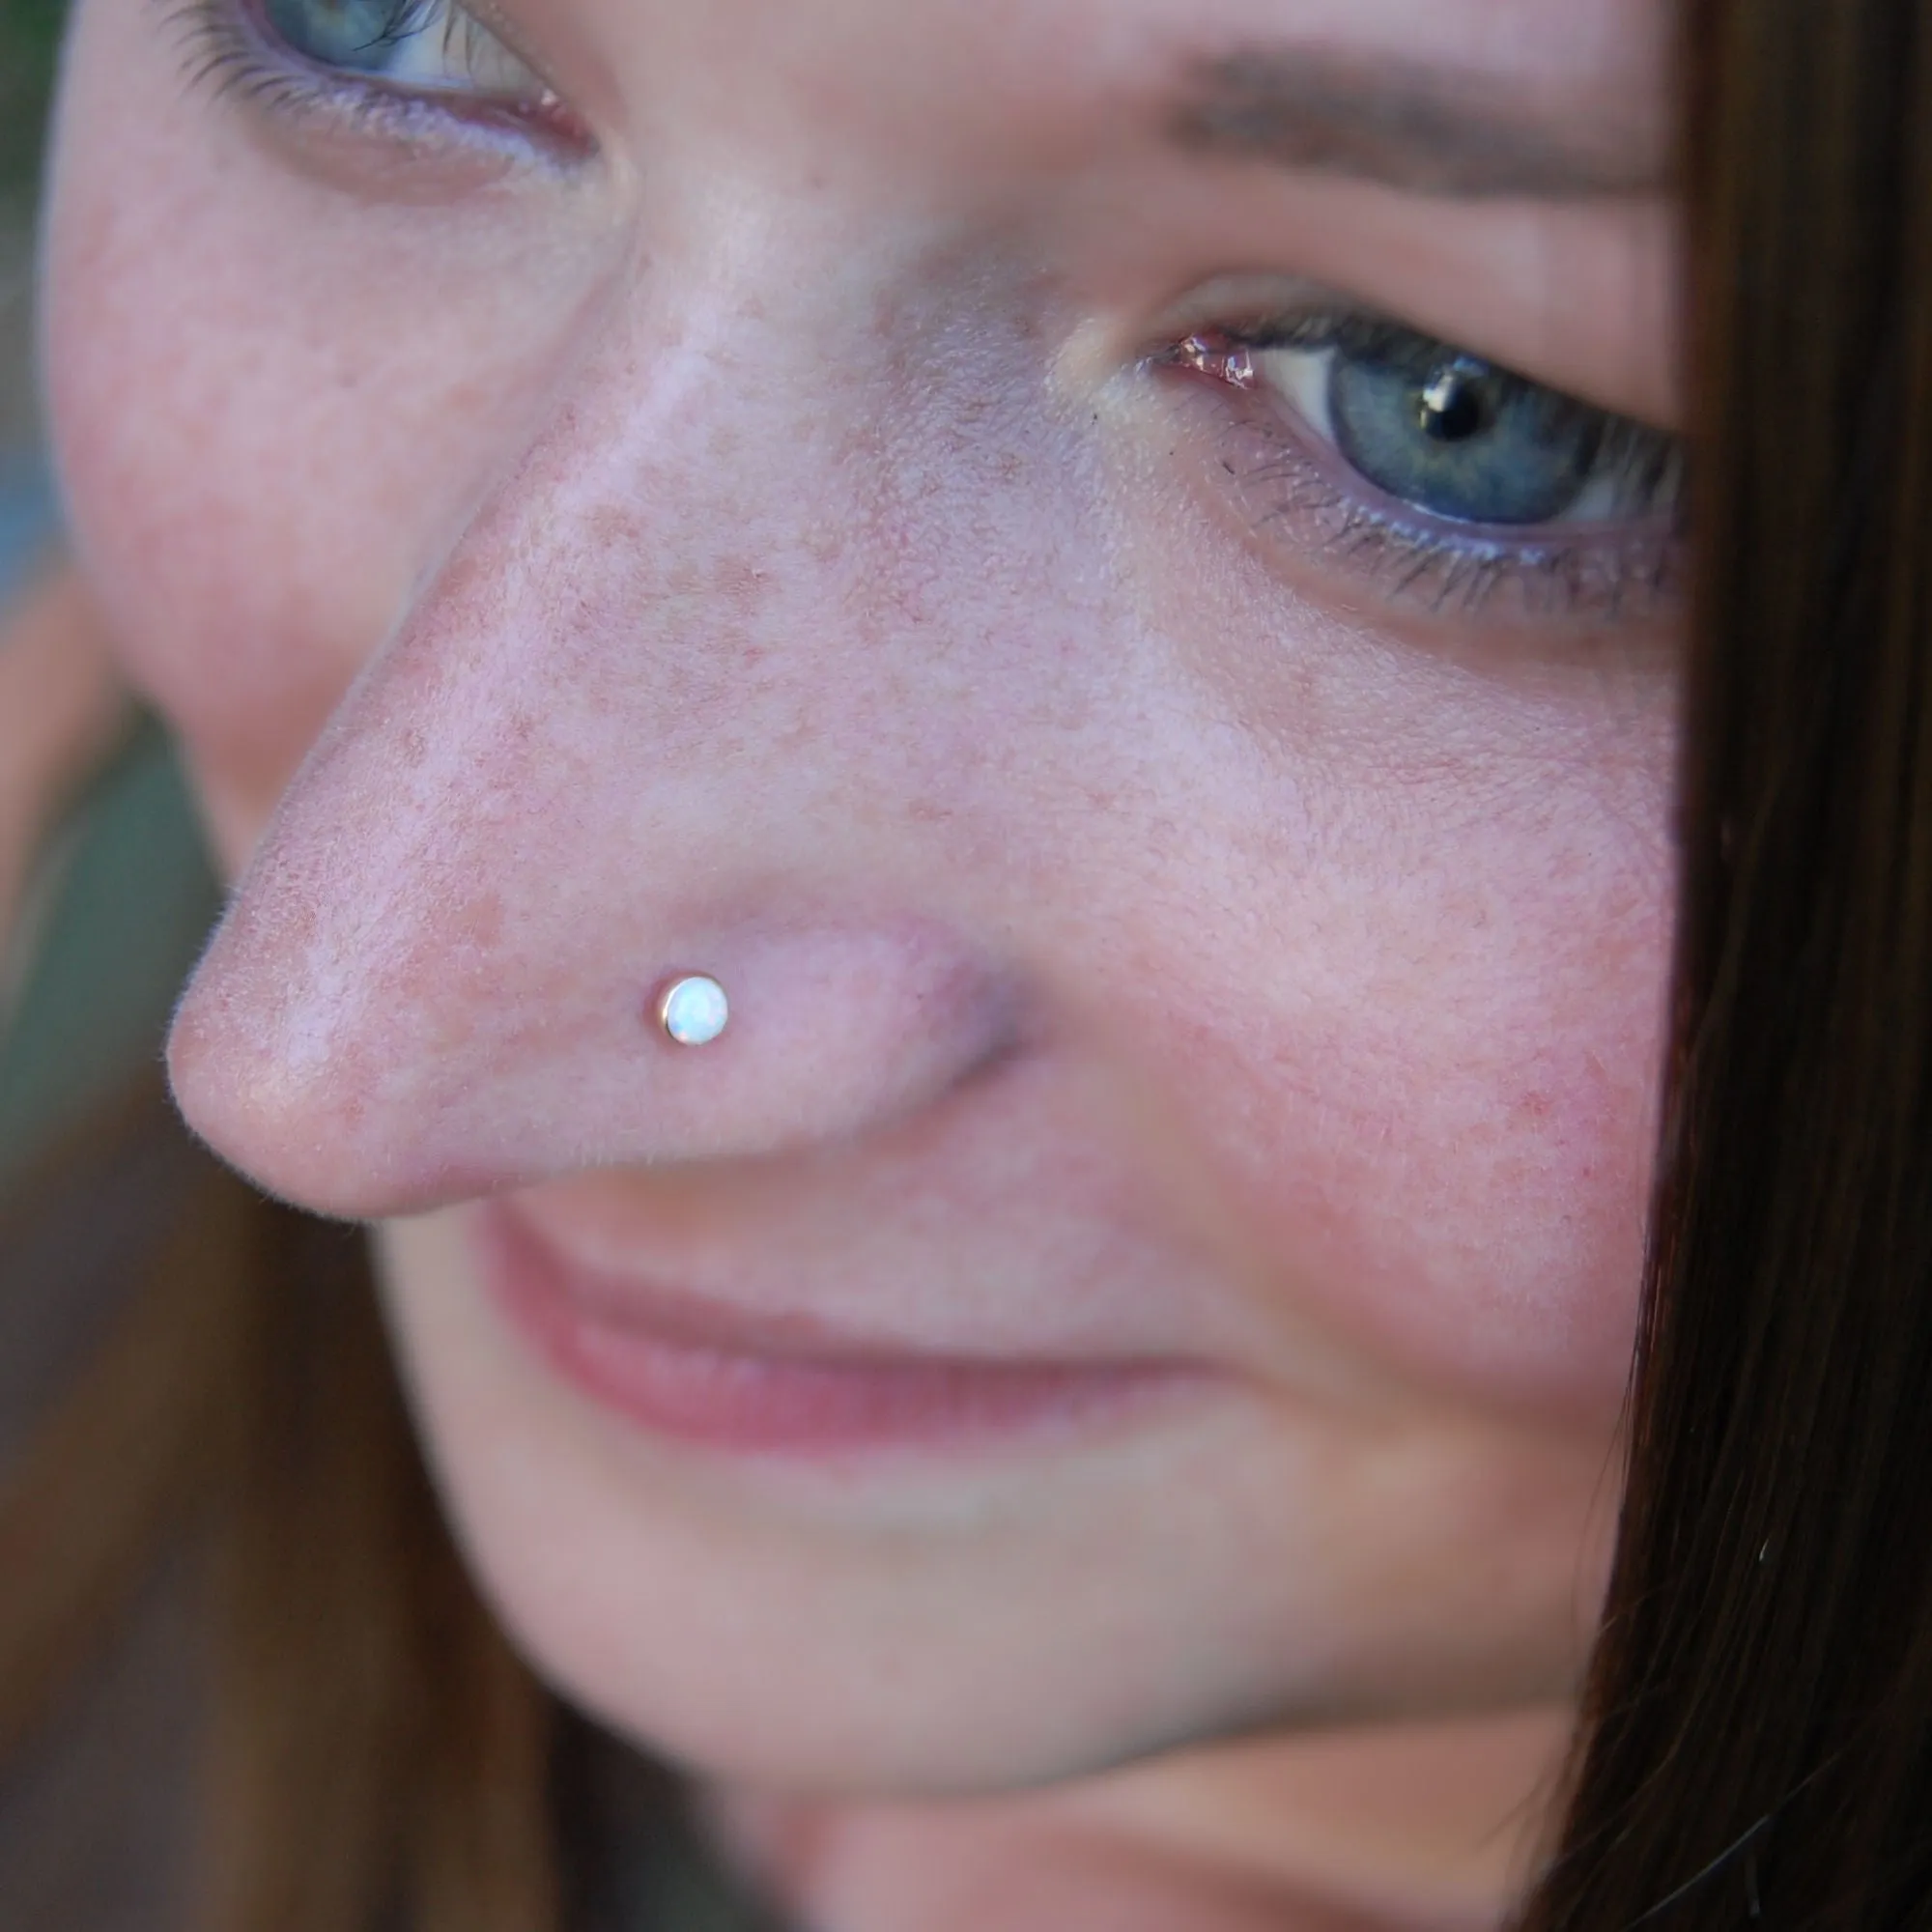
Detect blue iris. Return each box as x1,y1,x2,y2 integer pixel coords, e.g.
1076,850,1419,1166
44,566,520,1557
262,0,428,72
1327,341,1605,526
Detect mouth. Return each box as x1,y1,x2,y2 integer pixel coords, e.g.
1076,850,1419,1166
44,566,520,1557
473,1198,1208,1459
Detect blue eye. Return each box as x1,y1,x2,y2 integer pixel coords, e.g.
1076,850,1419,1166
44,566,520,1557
253,0,548,101
1221,317,1678,533
1329,348,1603,526
1165,319,1683,624
262,0,415,73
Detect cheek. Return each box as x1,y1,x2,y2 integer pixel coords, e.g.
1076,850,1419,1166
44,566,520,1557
43,0,607,853
1089,475,1677,1423
1147,717,1671,1424
1261,872,1664,1421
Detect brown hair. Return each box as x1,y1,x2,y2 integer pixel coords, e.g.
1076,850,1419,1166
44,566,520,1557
1518,0,1932,1924
0,1093,564,1930
10,0,1932,1923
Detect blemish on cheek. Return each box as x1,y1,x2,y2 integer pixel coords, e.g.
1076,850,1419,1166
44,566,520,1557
712,554,776,615
436,554,485,610
462,892,508,954
588,504,644,554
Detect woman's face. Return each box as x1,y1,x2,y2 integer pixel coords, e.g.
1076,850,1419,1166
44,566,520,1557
47,0,1675,1793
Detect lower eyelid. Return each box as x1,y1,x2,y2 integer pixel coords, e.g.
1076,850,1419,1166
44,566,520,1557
161,0,590,169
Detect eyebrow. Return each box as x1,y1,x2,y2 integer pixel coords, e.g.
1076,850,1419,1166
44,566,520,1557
1167,47,1668,201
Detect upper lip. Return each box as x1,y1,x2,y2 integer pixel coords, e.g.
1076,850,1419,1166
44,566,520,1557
480,1192,1204,1373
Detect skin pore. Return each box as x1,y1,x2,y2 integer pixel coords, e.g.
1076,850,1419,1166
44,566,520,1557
42,0,1678,1924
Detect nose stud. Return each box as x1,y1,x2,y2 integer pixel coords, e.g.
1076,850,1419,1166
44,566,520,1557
656,974,730,1047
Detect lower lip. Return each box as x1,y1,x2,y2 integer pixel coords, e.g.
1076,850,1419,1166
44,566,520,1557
477,1205,1198,1458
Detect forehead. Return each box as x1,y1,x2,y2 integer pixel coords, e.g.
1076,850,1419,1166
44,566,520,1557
565,0,1670,177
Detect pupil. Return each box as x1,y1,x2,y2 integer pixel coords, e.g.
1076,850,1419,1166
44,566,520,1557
1418,368,1486,443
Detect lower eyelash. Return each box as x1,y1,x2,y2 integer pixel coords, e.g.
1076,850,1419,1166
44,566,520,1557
158,0,419,124
152,0,582,153
159,0,311,100
1237,437,1681,623
1170,358,1683,627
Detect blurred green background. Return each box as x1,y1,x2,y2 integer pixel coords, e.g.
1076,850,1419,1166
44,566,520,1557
0,0,66,199
0,0,224,1183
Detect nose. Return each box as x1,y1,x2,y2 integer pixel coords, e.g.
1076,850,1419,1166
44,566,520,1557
164,278,1054,1219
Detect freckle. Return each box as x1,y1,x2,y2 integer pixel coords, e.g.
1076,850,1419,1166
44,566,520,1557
445,377,492,418
463,891,507,952
438,555,481,607
712,554,775,614
589,503,645,553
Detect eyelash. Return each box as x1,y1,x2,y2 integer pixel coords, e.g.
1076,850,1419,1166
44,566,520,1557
1152,319,1684,626
156,0,584,152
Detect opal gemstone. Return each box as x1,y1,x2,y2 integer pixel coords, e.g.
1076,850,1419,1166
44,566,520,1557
659,975,730,1047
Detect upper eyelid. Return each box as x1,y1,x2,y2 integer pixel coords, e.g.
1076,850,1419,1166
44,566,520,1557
1143,270,1677,440
1229,309,1652,424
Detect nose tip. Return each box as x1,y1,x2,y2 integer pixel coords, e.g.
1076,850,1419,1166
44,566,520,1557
166,900,1022,1221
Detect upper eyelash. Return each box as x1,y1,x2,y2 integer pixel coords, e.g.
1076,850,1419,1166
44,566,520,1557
333,0,517,76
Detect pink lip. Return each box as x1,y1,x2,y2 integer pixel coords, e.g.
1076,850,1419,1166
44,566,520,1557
475,1200,1204,1457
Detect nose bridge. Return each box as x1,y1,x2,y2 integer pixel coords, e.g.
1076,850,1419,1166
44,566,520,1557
451,230,1068,786
166,250,1076,1214
391,249,1069,878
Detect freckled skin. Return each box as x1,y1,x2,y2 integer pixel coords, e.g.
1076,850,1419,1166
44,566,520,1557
43,0,1674,1920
